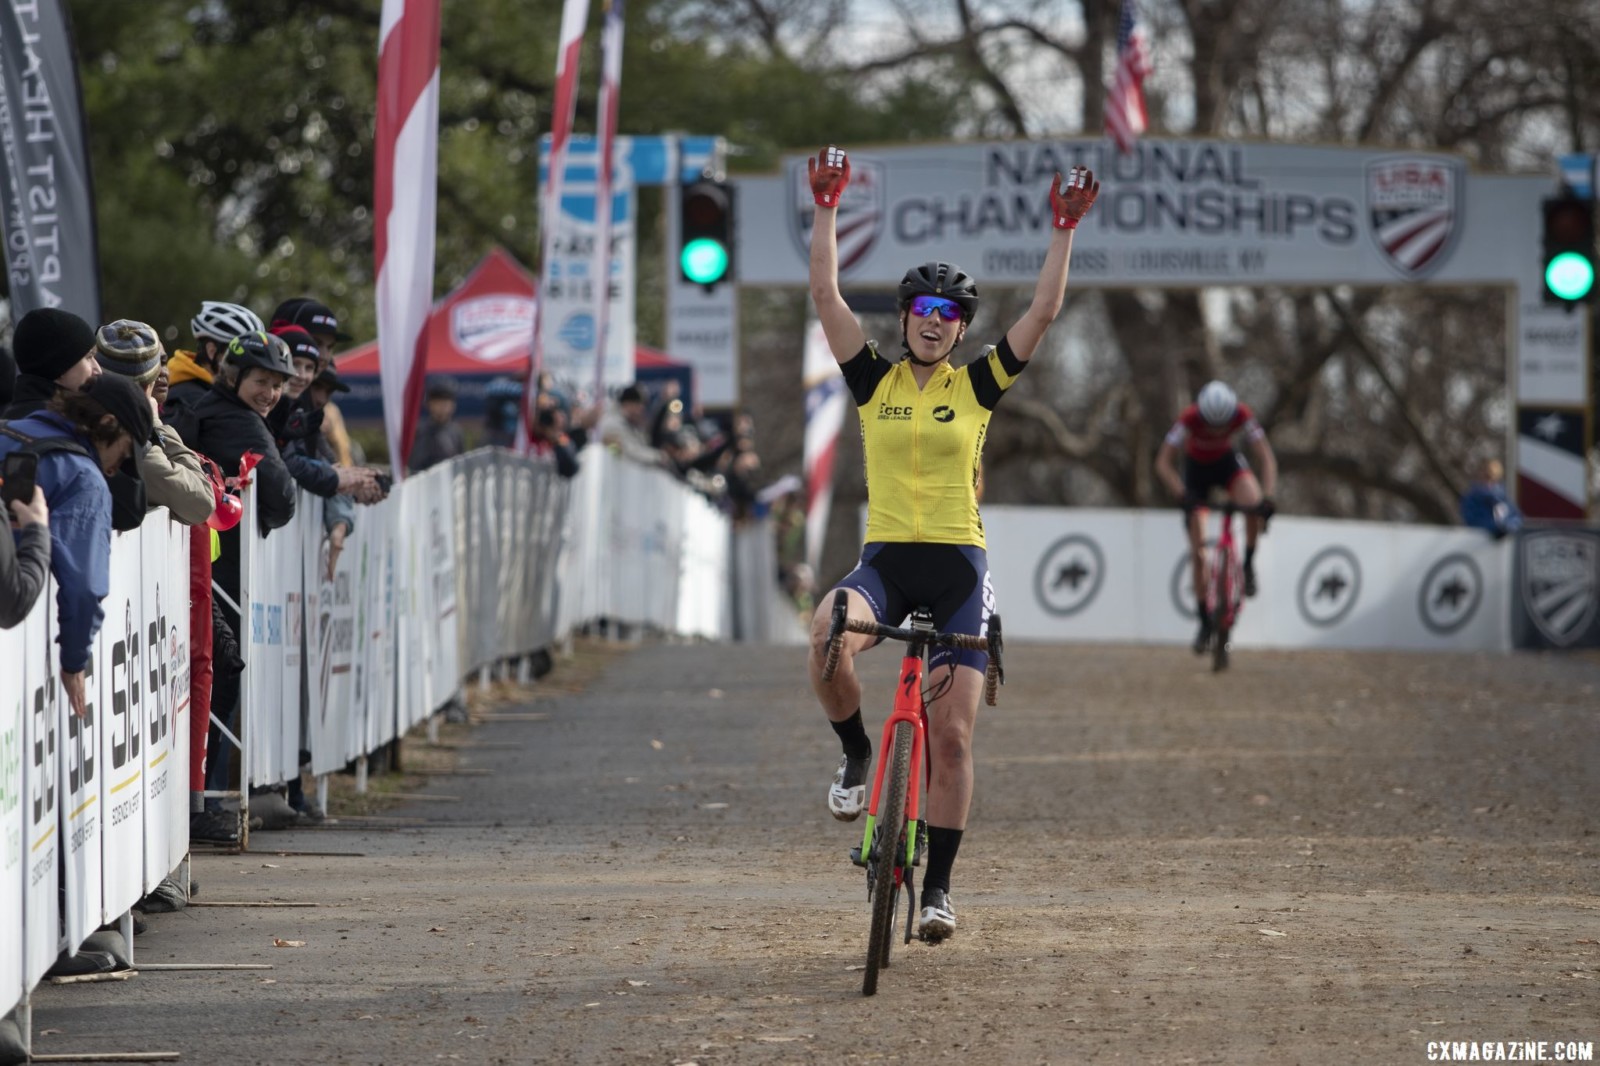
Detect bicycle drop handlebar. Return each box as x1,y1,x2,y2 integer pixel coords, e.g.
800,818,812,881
819,590,1005,706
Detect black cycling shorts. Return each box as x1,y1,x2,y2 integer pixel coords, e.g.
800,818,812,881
1183,451,1249,504
834,542,993,672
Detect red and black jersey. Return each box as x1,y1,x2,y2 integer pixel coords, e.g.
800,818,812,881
1164,402,1264,463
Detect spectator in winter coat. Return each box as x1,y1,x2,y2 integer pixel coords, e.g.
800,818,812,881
2,307,101,419
94,319,215,526
0,479,49,629
0,374,153,717
408,376,467,473
0,343,49,628
168,331,297,600
1460,458,1524,539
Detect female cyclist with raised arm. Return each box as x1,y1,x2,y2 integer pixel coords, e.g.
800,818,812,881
806,144,1098,941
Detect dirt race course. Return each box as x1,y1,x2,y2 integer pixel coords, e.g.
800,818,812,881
32,640,1600,1065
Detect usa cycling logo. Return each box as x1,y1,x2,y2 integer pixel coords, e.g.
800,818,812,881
1520,530,1599,647
450,295,534,363
1366,156,1464,278
790,155,885,275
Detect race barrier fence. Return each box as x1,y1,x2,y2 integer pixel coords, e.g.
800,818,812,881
11,461,1582,1030
1,444,774,1037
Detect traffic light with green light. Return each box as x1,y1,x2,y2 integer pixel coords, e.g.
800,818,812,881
1542,194,1597,305
679,179,735,289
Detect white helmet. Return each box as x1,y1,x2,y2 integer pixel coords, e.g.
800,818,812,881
1196,380,1238,427
191,301,264,344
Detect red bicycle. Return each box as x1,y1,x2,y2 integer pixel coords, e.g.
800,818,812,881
1198,500,1266,672
819,589,1003,996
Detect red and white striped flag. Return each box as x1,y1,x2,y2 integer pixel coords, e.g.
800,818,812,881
1104,0,1151,155
374,0,441,477
802,318,848,575
520,0,592,450
589,0,625,404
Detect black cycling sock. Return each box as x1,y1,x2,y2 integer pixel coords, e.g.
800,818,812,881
1197,602,1210,626
1245,545,1256,569
922,825,963,896
831,710,872,762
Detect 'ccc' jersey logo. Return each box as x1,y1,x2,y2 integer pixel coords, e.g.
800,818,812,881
931,405,955,423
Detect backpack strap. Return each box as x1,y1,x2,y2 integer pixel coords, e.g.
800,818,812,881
0,420,93,459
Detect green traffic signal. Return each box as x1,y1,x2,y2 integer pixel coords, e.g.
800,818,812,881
1545,250,1596,301
680,237,730,285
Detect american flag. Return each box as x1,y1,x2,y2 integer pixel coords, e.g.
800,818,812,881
1104,0,1152,154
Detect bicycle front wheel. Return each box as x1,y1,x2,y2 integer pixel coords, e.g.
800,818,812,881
863,720,913,996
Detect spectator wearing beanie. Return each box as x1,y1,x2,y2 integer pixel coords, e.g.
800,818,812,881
95,319,214,526
0,374,152,717
3,307,101,419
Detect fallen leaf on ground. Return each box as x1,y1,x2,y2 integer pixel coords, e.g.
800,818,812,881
626,979,649,987
650,739,664,750
273,938,306,948
1258,929,1287,938
429,926,447,933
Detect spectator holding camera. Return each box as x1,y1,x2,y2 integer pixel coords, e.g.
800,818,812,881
94,319,215,525
0,374,153,716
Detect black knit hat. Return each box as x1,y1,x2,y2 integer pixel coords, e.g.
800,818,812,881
14,305,96,379
13,307,97,382
84,372,156,447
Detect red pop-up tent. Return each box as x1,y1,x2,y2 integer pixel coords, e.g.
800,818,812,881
336,246,692,416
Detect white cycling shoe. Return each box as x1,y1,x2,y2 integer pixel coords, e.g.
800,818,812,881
918,888,956,942
827,755,868,821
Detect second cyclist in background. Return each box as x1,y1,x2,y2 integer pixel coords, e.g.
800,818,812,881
1155,381,1278,654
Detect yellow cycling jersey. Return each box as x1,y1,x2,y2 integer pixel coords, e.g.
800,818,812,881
841,337,1025,548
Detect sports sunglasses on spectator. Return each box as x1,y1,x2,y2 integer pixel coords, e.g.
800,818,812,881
909,295,963,322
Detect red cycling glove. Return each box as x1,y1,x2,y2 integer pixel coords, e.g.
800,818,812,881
808,145,851,208
1051,165,1100,230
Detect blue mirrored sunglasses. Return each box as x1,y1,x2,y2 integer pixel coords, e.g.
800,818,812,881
909,295,963,322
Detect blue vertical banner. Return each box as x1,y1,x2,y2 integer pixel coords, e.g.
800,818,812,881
0,0,101,320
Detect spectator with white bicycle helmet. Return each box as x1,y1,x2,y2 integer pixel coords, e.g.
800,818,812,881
165,300,265,418
805,143,1099,943
1155,379,1278,654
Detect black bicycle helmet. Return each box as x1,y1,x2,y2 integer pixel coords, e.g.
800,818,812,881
897,261,979,321
224,330,294,379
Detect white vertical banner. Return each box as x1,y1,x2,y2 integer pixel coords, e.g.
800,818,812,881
139,525,174,895
539,138,638,394
164,524,192,874
364,510,400,754
59,632,101,953
1,621,24,1013
100,530,146,923
21,601,58,988
397,483,429,732
802,317,847,575
424,466,460,712
307,514,358,778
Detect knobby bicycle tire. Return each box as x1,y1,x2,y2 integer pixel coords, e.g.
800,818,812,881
1212,559,1231,673
863,720,914,996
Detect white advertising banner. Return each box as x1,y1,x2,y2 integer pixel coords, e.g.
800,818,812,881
984,505,1510,653
1517,301,1591,407
742,140,1546,288
100,530,147,923
139,525,176,895
423,466,460,714
164,526,192,876
537,138,639,393
242,489,304,789
307,513,358,777
60,631,101,953
2,623,27,1011
21,602,57,988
